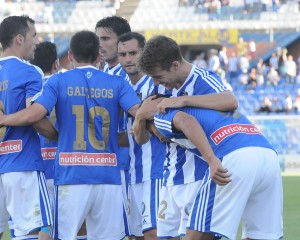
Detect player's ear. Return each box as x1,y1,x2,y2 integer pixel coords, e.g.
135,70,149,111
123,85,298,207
68,50,73,63
171,61,180,71
53,59,60,73
15,34,24,45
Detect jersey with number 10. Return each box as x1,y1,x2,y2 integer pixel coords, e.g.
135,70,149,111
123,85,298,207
33,66,140,185
0,56,44,173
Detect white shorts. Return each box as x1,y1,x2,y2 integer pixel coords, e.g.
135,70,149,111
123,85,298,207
128,179,162,236
121,169,130,236
187,147,283,240
157,180,202,238
0,171,52,236
47,179,55,212
54,184,125,240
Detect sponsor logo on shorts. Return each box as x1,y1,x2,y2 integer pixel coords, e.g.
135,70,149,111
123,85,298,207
142,218,147,225
210,124,262,145
0,140,22,155
41,147,57,160
59,152,117,166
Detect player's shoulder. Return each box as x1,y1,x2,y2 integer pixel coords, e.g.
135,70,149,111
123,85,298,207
23,60,44,76
193,66,213,78
102,70,127,83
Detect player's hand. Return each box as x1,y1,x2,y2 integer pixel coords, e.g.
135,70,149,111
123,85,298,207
209,157,232,186
157,97,184,114
137,95,162,120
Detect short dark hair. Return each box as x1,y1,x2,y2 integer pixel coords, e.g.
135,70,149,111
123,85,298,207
30,41,57,73
95,16,131,37
118,32,146,49
70,31,99,63
137,35,183,75
0,15,35,50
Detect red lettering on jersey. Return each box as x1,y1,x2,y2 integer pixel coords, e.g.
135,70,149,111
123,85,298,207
59,152,117,166
210,124,262,145
0,140,22,155
41,147,57,160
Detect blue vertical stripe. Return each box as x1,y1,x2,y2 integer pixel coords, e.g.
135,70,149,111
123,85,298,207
53,186,59,240
38,172,52,226
173,146,186,184
134,140,143,183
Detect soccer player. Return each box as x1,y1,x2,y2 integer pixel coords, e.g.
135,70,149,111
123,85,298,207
0,30,141,240
0,15,55,240
30,41,58,240
118,32,166,240
95,15,132,236
152,101,283,240
133,35,238,239
95,16,131,75
31,41,88,240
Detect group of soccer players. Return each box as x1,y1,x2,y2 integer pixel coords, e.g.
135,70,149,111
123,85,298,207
0,14,283,240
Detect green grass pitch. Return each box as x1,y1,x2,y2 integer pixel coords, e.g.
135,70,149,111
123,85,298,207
2,176,299,240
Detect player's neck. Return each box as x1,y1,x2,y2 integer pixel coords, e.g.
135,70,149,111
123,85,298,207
1,48,24,60
129,72,145,86
73,62,96,68
177,61,193,88
107,59,119,69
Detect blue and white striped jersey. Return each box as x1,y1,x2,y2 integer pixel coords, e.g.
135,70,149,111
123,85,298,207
162,65,227,186
127,75,166,184
103,63,130,82
154,107,274,159
104,62,131,171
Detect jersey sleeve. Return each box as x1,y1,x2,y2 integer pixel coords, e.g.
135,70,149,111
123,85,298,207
194,69,228,94
32,73,59,114
154,109,184,139
25,66,43,99
118,76,141,111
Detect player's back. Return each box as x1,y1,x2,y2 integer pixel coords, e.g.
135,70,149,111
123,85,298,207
155,107,274,159
0,56,44,173
36,66,140,185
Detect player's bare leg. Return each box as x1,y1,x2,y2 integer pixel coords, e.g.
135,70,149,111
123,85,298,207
159,237,180,240
77,221,87,239
39,227,53,240
144,228,159,240
185,229,215,240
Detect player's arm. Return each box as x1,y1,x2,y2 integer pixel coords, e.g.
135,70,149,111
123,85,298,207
172,111,232,186
132,96,162,145
0,100,58,141
157,91,238,114
27,98,57,141
118,131,129,147
128,102,151,145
